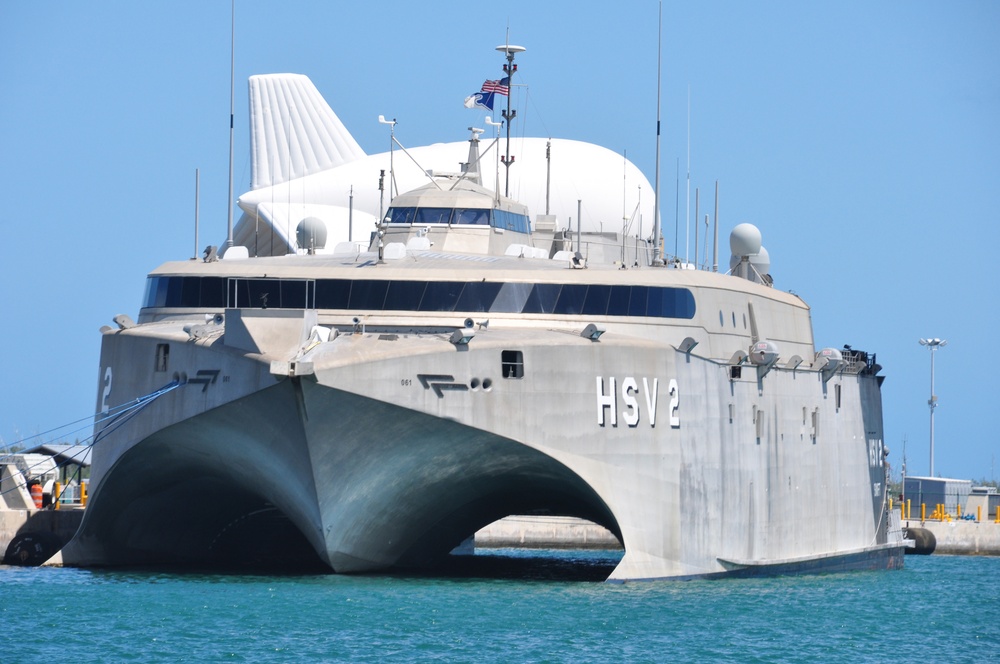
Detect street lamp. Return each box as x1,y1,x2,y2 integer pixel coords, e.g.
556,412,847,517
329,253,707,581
919,338,947,476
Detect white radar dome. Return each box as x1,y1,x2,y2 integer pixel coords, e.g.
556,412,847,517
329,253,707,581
296,216,328,250
729,223,762,257
749,245,770,275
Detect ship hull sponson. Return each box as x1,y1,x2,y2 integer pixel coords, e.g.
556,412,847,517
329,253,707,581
65,325,903,579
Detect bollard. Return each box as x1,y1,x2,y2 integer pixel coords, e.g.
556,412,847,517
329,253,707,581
978,505,982,523
921,503,926,522
81,481,88,507
907,499,911,520
957,503,962,519
54,482,61,510
889,498,893,512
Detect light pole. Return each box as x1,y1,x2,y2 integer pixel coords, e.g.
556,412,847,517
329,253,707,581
919,338,947,476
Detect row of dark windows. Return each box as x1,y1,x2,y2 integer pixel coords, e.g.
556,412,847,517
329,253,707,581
386,206,530,234
142,276,696,319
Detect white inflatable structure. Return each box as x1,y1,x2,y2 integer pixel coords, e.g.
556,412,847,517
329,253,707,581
231,74,655,256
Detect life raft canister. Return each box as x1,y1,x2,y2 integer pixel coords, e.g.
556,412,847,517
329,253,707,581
30,484,43,508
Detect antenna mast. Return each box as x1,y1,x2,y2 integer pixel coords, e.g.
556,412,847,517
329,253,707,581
224,0,235,253
378,115,397,202
712,180,719,272
546,140,551,215
497,40,525,198
651,0,664,266
194,168,200,260
685,86,690,265
693,186,699,270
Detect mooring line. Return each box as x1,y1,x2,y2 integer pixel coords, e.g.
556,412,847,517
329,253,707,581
0,380,184,502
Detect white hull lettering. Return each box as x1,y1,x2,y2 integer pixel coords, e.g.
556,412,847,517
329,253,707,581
101,366,113,414
596,376,617,426
643,377,659,427
596,376,673,428
868,438,884,469
622,377,639,427
668,378,679,428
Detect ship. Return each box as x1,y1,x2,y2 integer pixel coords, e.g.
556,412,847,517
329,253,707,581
61,45,908,580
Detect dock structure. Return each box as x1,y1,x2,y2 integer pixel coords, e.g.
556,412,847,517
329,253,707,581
897,485,1000,556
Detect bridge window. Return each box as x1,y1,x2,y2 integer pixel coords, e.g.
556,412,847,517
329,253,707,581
384,280,427,311
386,207,416,224
521,283,561,314
606,285,631,316
143,276,696,320
419,281,465,311
456,281,503,312
502,350,524,379
455,208,490,225
227,278,315,309
492,209,530,233
414,208,454,224
582,284,612,315
554,284,587,315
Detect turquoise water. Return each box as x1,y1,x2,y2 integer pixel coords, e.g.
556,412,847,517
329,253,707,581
2,551,998,662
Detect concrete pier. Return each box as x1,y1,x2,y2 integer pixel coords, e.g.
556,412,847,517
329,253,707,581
475,516,621,550
903,518,1000,556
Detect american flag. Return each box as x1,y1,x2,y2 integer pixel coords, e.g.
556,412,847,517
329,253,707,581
481,77,510,96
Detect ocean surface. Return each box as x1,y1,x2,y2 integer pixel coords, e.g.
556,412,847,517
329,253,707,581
2,550,998,663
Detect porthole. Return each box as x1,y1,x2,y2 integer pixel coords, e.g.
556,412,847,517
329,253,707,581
483,378,493,391
719,310,724,327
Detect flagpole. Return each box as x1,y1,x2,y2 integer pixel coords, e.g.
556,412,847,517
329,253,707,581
496,43,525,198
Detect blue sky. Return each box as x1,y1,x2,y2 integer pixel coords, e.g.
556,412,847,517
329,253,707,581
2,1,997,482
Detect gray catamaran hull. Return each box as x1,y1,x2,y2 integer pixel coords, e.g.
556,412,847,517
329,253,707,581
62,320,904,580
